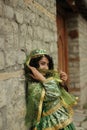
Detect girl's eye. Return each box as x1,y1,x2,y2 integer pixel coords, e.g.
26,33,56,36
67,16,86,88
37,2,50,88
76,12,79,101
40,62,45,65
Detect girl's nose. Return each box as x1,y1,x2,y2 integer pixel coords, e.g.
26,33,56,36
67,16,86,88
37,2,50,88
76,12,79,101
44,65,48,70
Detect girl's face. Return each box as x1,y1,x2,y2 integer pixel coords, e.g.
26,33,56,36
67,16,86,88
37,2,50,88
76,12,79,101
38,56,49,70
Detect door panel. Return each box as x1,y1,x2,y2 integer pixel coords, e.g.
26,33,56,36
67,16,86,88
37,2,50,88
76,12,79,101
57,13,68,74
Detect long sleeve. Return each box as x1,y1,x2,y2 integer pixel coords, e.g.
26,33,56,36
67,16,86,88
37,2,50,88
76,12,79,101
42,78,61,100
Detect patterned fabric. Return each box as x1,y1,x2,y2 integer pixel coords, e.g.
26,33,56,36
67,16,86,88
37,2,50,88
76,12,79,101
25,49,47,66
60,122,76,130
25,76,77,130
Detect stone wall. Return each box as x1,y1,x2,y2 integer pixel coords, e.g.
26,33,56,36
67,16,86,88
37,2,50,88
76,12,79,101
0,0,58,130
66,14,80,90
67,14,87,107
78,15,87,107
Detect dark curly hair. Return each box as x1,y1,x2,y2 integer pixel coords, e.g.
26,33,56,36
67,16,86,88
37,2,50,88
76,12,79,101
29,54,54,70
24,54,54,77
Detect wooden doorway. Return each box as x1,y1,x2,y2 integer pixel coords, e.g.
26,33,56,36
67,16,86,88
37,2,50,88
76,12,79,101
56,13,68,74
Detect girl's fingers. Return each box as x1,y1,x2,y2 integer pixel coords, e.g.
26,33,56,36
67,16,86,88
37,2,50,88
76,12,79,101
29,74,35,79
60,70,68,82
28,66,46,81
28,66,37,74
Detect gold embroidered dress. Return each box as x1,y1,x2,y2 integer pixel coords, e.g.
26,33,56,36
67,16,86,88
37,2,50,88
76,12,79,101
25,73,77,130
24,49,77,130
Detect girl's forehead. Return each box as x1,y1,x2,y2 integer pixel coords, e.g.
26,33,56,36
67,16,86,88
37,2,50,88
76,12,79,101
40,56,49,62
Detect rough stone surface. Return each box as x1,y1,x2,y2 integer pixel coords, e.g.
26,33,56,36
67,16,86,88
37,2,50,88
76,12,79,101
0,113,3,130
15,10,23,24
0,0,87,130
73,108,87,130
0,0,57,130
0,51,5,70
0,1,3,16
67,14,87,106
4,5,14,19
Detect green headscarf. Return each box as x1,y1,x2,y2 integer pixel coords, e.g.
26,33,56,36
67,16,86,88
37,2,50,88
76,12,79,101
25,49,47,66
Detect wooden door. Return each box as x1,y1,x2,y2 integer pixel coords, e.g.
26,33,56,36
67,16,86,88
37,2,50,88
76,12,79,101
56,13,68,74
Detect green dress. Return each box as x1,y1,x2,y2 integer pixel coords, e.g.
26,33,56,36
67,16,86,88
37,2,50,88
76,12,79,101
25,74,77,130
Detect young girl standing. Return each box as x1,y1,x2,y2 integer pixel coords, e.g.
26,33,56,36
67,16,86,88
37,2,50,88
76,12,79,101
24,49,77,130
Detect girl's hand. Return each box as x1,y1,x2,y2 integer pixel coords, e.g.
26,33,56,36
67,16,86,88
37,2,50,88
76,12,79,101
28,66,46,82
60,71,68,84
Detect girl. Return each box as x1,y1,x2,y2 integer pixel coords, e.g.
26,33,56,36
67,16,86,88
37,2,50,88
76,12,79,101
24,49,77,130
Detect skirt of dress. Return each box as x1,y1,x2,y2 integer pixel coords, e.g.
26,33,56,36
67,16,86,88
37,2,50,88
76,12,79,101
35,121,76,130
35,106,76,130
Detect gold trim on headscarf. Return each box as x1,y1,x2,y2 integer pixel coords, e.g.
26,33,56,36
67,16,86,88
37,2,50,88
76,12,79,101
26,49,47,66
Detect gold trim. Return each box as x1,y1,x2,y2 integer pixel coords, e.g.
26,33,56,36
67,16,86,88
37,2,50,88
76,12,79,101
43,77,62,83
34,117,72,130
33,88,45,130
42,102,74,120
33,128,37,130
30,54,45,59
37,88,45,122
60,97,74,117
43,77,54,83
34,100,74,130
42,103,62,116
42,98,74,130
42,118,73,130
